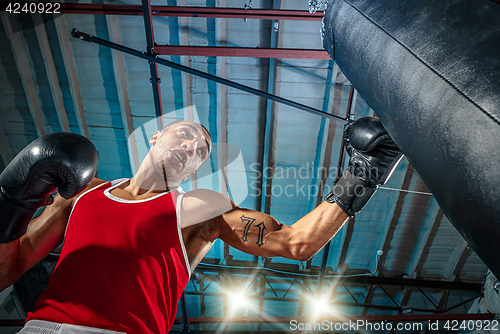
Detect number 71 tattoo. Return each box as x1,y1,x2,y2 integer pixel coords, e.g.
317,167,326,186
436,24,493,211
239,215,266,247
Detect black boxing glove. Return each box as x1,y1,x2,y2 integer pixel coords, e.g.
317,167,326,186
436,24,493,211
325,117,403,217
0,133,98,243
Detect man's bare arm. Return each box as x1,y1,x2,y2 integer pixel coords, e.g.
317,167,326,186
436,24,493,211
0,178,104,291
183,118,403,262
215,202,348,261
182,190,348,262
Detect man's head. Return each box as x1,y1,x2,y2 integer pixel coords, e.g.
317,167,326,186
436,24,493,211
148,120,212,184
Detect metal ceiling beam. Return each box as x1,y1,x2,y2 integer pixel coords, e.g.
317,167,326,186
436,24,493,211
307,61,338,213
308,61,337,288
329,87,358,271
179,293,189,332
254,1,282,314
256,0,282,272
398,286,413,314
260,12,280,216
3,3,323,21
71,30,347,124
413,209,444,277
43,252,482,292
176,0,198,191
194,265,483,291
2,13,46,137
142,0,163,131
216,0,231,267
33,14,70,133
317,85,356,292
312,68,345,271
361,284,375,316
447,238,470,280
106,15,140,174
183,290,481,313
385,172,436,278
337,85,356,181
155,45,330,59
416,286,438,309
377,164,415,274
437,288,450,309
178,0,193,112
404,198,440,278
198,276,207,330
54,16,91,138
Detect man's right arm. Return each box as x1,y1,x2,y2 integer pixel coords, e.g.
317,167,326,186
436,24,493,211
0,178,104,291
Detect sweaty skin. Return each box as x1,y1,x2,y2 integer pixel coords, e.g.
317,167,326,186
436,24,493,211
0,121,348,290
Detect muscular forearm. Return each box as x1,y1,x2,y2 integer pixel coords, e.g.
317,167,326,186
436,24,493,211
0,195,72,291
0,240,22,291
285,202,348,261
218,202,349,261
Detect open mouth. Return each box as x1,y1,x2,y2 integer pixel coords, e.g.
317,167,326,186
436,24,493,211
170,150,187,167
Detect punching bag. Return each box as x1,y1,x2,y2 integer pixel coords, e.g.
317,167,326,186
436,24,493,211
322,0,500,277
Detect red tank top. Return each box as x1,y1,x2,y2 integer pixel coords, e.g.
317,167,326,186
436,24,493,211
26,180,190,333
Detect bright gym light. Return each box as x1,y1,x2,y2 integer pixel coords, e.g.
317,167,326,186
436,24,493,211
310,295,331,316
227,290,247,309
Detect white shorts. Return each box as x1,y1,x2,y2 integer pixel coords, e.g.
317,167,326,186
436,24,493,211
18,320,126,334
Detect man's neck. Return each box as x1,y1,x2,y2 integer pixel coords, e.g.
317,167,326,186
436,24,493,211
126,151,183,196
124,176,177,196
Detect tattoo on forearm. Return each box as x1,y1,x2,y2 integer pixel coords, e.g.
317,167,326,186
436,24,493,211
255,222,266,247
240,215,255,242
239,215,266,247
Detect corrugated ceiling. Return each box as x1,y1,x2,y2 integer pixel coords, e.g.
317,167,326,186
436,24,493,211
0,0,491,332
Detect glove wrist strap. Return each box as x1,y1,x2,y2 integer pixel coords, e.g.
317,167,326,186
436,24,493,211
0,191,35,243
325,170,377,217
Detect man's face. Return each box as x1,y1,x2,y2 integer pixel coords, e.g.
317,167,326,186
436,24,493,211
149,121,211,183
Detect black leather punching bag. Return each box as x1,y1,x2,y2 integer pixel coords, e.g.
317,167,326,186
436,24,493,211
322,0,500,277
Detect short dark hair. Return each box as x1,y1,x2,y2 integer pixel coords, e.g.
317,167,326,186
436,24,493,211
162,120,212,153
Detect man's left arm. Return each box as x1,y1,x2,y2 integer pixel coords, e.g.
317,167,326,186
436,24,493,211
181,189,347,261
214,202,348,261
186,117,402,262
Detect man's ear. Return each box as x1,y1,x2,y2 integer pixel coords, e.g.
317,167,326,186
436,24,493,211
149,131,161,145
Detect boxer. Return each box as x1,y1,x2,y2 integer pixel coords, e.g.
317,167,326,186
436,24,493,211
0,117,402,334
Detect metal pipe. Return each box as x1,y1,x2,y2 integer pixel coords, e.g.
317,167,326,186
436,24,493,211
180,292,189,331
71,29,347,124
317,85,355,293
10,3,324,21
141,0,163,130
155,45,330,59
336,85,355,182
194,265,483,291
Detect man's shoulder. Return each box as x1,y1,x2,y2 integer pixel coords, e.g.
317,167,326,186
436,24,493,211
78,178,108,196
180,189,236,228
70,178,107,206
183,188,227,200
182,188,235,211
